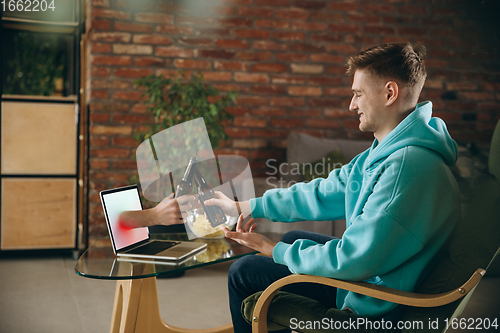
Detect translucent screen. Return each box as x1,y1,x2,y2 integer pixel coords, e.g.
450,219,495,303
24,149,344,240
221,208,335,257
135,118,256,239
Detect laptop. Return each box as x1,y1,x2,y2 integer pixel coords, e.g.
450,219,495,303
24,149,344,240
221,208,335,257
100,185,207,261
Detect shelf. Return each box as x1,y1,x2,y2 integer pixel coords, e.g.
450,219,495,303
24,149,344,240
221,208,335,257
2,17,79,34
0,0,83,253
2,16,78,26
1,94,78,103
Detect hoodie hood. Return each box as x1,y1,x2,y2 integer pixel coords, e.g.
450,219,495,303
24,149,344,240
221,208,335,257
366,101,458,167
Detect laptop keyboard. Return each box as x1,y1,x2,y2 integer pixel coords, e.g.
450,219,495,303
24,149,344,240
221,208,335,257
125,240,180,255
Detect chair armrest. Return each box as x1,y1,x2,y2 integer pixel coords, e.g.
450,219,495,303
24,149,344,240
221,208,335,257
252,268,485,333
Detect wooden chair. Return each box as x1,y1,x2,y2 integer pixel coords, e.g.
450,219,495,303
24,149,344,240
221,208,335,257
244,120,500,333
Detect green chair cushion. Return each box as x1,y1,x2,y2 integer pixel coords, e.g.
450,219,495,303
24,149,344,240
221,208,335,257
243,290,398,333
488,120,500,179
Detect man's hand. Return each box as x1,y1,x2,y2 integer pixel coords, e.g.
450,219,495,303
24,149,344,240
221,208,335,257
221,214,276,257
204,191,252,217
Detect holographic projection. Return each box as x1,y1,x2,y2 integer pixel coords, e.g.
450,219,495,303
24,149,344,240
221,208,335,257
135,118,255,239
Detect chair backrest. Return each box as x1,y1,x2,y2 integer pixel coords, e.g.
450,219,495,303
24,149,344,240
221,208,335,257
489,119,500,181
401,120,500,333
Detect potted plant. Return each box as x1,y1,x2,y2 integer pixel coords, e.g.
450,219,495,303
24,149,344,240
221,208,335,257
134,71,236,147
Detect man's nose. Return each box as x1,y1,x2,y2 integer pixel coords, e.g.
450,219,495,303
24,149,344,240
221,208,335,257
349,96,357,112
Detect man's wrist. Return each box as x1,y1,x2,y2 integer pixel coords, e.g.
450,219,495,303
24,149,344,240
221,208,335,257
237,200,251,217
263,240,276,257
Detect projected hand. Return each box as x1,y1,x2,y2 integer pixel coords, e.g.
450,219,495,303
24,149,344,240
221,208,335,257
175,194,202,213
119,193,184,229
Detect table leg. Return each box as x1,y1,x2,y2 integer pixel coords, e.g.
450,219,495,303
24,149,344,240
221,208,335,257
110,277,233,333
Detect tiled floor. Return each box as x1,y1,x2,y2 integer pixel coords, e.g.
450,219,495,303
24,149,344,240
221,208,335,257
0,253,498,333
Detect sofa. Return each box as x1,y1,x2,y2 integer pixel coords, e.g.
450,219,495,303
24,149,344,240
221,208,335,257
252,132,372,237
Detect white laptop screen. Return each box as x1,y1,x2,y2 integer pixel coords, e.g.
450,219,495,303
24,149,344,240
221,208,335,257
101,186,149,251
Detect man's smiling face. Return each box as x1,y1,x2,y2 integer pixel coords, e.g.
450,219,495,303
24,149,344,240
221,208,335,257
349,69,395,140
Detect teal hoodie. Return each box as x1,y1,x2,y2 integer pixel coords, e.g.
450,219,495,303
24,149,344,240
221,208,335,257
250,101,461,317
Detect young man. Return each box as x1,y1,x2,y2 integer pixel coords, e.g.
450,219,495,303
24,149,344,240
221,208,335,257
206,42,461,332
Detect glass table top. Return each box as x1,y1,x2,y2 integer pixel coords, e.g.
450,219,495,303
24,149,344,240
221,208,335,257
75,233,276,280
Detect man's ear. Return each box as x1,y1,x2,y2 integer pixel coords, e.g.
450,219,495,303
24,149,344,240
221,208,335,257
385,81,399,106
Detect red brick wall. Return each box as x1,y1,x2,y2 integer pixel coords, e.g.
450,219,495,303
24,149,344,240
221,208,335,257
85,0,500,240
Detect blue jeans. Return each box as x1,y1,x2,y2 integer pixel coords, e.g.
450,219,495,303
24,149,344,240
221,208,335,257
228,230,338,333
